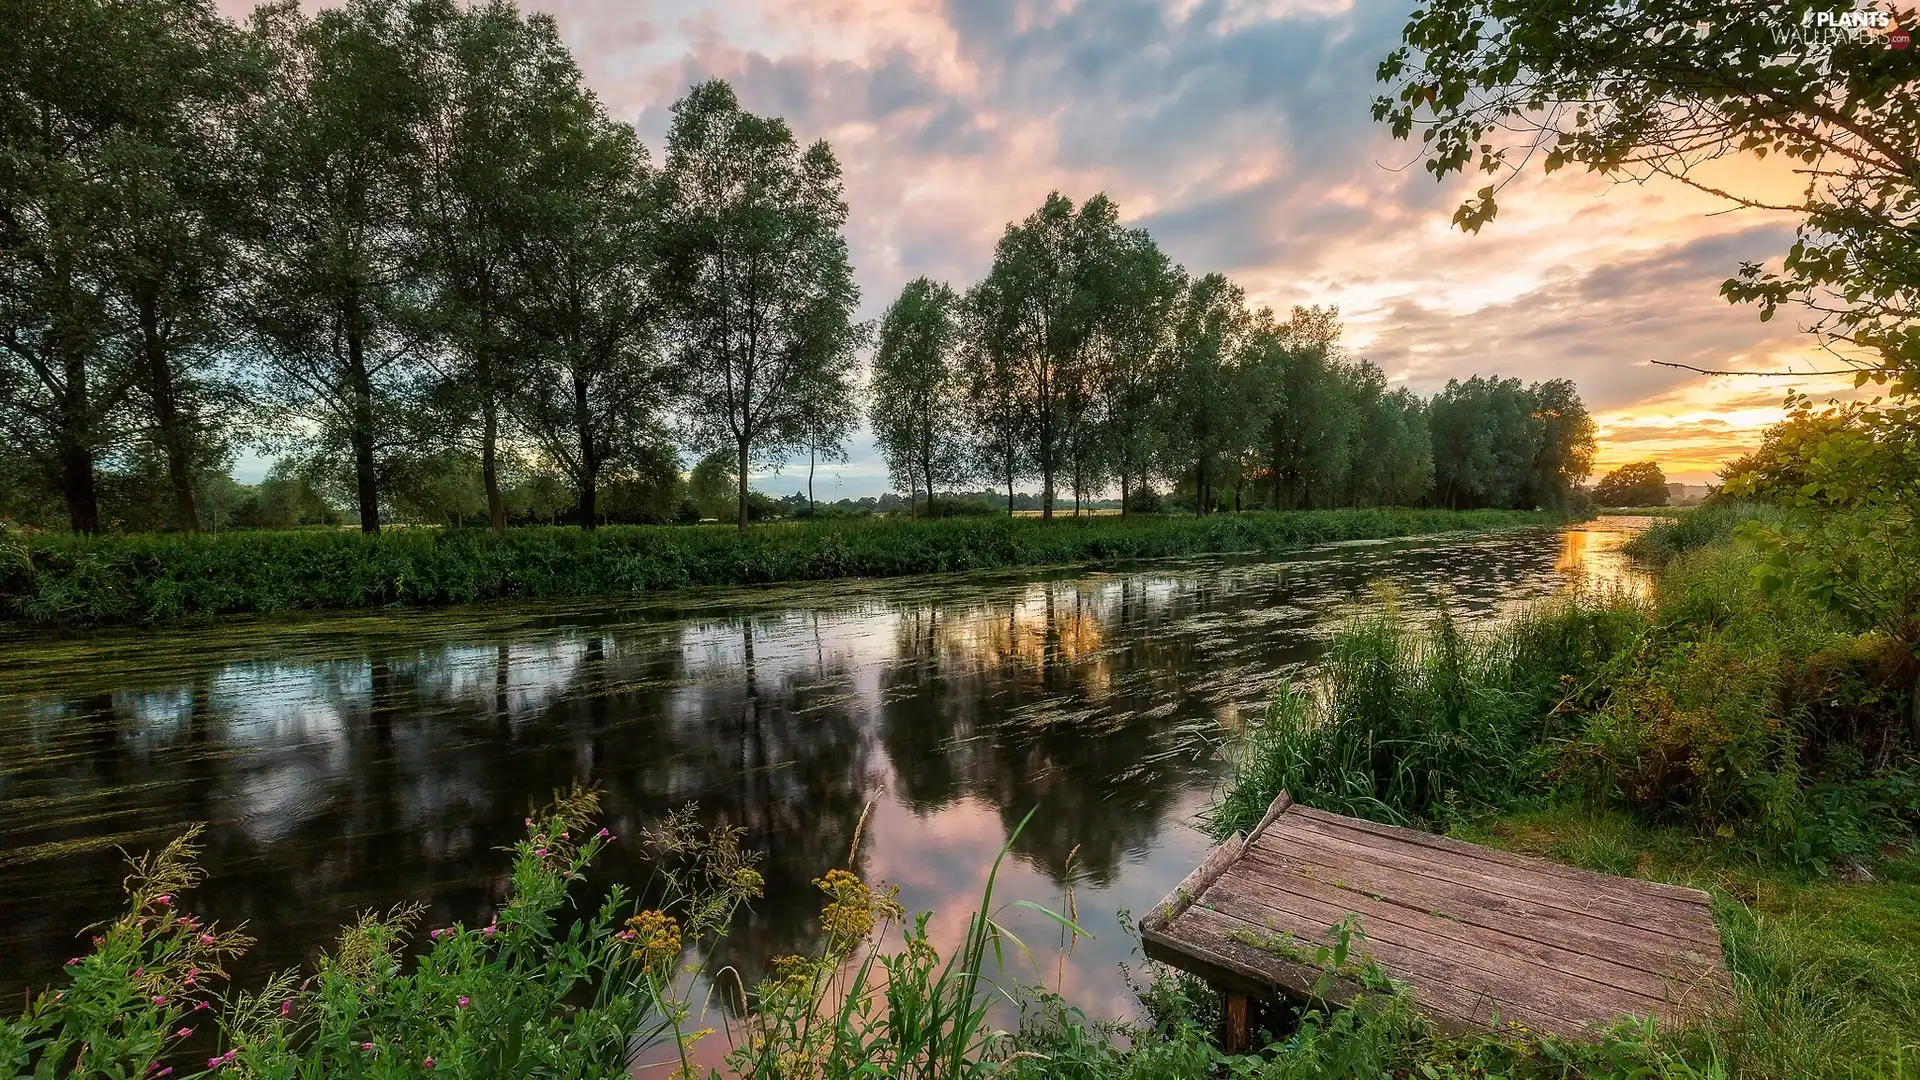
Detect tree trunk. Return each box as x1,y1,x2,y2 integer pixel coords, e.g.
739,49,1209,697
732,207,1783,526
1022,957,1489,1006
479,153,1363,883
1006,465,1014,518
481,350,505,536
347,327,380,534
59,439,101,535
1042,464,1054,522
736,438,751,533
807,445,816,516
138,296,199,532
574,372,596,531
56,342,101,535
1196,458,1208,518
1119,471,1130,518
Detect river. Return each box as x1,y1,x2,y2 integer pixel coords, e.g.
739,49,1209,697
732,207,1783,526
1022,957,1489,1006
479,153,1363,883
0,516,1649,1038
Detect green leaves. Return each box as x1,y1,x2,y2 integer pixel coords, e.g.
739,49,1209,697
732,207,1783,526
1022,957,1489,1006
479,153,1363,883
1374,0,1920,386
654,79,863,531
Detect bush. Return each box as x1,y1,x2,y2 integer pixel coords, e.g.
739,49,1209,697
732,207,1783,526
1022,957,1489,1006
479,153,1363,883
1213,530,1917,870
1,508,1567,628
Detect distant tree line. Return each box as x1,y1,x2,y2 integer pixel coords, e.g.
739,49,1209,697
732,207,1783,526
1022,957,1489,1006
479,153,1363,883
2,0,1594,536
869,191,1598,518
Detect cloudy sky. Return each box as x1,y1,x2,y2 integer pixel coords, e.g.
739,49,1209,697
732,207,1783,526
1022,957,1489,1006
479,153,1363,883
227,0,1862,496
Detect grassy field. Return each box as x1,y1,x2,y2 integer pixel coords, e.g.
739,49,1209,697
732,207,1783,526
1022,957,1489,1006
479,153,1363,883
0,507,1561,628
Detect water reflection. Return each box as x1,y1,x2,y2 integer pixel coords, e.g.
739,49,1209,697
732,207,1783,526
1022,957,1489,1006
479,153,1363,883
0,518,1649,1025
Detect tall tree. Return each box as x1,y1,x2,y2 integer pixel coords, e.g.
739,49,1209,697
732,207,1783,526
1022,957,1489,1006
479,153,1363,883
238,0,435,534
973,192,1115,521
510,85,670,530
871,277,968,516
1263,308,1355,510
415,0,586,534
83,0,252,533
1427,375,1540,510
1157,273,1256,516
654,79,862,532
1524,378,1597,510
0,0,188,532
1093,230,1181,516
960,280,1027,516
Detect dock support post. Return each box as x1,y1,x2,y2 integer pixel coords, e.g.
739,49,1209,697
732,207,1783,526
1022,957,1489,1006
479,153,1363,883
1221,991,1249,1054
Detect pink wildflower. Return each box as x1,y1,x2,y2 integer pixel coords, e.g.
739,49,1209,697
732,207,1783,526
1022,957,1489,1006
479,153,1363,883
280,999,293,1017
535,847,548,857
361,1042,374,1052
424,1057,435,1069
152,995,167,1005
175,1027,193,1038
457,996,469,1008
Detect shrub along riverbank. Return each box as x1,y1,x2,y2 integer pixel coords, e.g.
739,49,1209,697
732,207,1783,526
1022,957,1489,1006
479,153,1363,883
0,507,1561,628
1212,504,1919,1078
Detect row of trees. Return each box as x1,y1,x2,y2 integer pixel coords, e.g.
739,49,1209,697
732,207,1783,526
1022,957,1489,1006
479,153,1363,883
4,0,1595,535
869,192,1597,517
2,0,860,534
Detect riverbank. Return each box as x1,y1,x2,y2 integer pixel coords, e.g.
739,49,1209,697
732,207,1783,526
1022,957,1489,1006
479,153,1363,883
0,508,1565,628
1209,504,1919,1078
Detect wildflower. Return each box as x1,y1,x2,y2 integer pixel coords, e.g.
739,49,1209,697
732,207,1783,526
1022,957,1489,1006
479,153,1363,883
625,910,681,973
152,995,167,1006
280,999,293,1017
175,1027,193,1038
424,1058,435,1069
200,934,215,945
361,1042,374,1052
535,847,548,857
457,996,470,1008
153,896,172,907
194,1001,210,1011
481,922,497,937
65,958,79,966
731,867,765,897
595,827,610,839
812,869,896,950
429,928,448,940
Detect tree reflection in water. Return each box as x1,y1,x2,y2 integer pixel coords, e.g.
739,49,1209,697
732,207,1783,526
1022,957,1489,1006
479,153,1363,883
0,519,1651,1022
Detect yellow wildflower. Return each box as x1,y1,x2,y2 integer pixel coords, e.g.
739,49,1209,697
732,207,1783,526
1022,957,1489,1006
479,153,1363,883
626,910,680,973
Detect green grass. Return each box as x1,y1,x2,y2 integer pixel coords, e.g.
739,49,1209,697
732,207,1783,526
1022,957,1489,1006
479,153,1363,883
1618,501,1786,563
1200,503,1920,1078
0,508,1562,628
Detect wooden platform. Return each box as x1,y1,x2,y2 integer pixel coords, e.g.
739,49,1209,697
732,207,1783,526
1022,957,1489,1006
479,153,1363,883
1142,794,1732,1048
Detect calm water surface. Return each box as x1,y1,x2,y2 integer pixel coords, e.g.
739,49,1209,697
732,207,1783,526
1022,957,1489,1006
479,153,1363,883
0,517,1649,1033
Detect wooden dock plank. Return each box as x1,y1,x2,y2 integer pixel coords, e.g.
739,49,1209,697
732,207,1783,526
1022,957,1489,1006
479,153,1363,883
1239,845,1726,998
1251,831,1725,973
1145,793,1733,1042
1259,820,1723,953
1212,853,1683,1006
1283,804,1713,908
1168,904,1612,1035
